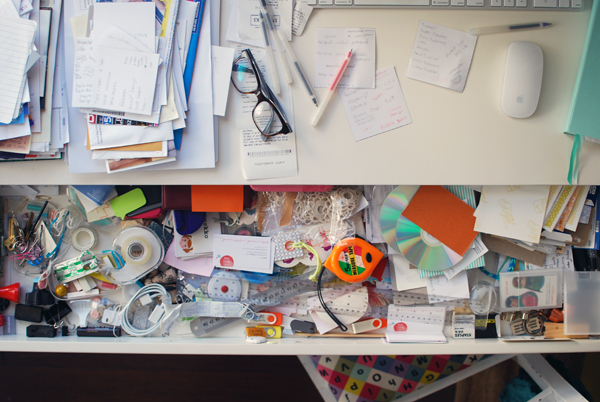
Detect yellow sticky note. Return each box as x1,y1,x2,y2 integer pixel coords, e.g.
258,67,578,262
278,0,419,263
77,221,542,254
109,188,146,219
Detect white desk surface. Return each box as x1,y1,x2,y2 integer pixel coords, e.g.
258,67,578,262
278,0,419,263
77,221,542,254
1,1,597,185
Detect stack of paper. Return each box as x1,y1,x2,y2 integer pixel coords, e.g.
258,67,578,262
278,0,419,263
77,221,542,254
0,0,66,161
64,0,217,174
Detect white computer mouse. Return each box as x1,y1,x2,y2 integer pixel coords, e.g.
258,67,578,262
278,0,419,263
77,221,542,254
501,41,544,119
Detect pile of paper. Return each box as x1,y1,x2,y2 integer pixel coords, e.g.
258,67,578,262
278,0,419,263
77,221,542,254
66,0,217,174
0,0,66,161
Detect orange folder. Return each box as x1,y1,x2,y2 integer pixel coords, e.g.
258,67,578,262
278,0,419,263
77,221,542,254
191,185,244,212
401,186,478,256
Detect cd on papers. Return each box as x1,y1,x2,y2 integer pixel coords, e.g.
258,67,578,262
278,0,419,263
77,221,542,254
379,185,419,253
395,215,463,271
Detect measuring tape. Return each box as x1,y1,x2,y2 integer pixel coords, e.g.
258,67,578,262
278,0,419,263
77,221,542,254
190,269,337,337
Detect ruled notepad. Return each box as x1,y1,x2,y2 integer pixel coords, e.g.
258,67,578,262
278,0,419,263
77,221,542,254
0,16,37,123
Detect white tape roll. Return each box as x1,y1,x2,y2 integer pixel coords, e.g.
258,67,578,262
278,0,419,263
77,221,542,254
72,226,98,251
121,236,152,266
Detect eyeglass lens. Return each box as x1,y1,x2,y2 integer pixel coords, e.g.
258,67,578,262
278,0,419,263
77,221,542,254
231,57,258,93
253,101,284,136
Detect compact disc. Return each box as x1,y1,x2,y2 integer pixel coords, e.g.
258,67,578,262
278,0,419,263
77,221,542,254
380,186,420,253
395,216,463,271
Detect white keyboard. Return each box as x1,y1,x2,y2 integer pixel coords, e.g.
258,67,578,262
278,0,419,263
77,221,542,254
308,0,584,9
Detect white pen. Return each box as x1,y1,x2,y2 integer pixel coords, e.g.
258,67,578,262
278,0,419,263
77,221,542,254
469,22,552,35
277,30,318,107
259,0,293,85
259,10,281,95
312,49,352,126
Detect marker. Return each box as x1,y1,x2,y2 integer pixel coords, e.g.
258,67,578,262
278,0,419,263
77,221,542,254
311,49,352,126
277,30,318,107
469,22,552,35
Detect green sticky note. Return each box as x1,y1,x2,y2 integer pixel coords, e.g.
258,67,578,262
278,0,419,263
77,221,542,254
109,188,147,219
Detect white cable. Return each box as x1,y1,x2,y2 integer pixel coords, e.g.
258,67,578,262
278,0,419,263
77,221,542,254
120,284,174,337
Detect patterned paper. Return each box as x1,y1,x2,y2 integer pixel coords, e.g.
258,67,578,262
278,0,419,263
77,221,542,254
311,354,487,402
474,186,550,243
543,186,577,231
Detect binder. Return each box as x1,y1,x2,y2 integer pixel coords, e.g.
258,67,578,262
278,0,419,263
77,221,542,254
564,0,600,184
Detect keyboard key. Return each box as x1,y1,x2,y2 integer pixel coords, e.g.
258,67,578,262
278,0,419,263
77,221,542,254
572,0,583,7
451,0,466,5
491,0,502,5
534,0,557,6
354,0,429,4
335,0,353,4
319,0,333,5
466,0,484,6
308,0,317,5
433,0,450,5
517,0,527,6
504,0,514,6
558,0,569,6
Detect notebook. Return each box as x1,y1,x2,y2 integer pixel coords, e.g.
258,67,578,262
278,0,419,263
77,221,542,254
564,0,600,184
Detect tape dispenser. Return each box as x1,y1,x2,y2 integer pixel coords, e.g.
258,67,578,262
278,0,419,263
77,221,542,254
324,237,384,283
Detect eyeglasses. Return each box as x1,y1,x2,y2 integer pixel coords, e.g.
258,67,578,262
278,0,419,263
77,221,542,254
231,49,292,139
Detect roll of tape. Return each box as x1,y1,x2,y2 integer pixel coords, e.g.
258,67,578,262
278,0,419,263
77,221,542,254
72,226,98,251
121,236,152,266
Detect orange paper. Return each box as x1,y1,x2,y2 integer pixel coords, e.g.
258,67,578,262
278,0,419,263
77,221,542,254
86,132,163,151
401,186,478,256
191,186,244,212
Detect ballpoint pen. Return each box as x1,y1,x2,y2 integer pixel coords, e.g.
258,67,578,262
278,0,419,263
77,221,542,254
277,30,318,107
312,49,352,126
259,10,281,95
258,0,293,85
469,22,552,35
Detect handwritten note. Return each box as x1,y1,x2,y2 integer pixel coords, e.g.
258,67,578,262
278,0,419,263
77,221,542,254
406,20,477,93
72,38,95,108
338,66,412,141
92,47,160,115
315,28,376,89
0,135,31,154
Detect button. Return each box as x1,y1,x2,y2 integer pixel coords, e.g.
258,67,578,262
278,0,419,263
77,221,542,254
504,0,514,6
307,0,317,5
572,0,583,7
335,0,353,4
433,0,450,5
534,0,557,6
318,0,333,5
466,0,484,5
517,0,527,6
491,0,502,5
558,0,569,6
451,0,466,5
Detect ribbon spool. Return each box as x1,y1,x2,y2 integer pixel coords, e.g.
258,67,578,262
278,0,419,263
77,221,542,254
108,226,164,285
71,226,98,251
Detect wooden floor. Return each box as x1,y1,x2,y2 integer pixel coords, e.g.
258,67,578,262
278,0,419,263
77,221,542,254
0,352,595,401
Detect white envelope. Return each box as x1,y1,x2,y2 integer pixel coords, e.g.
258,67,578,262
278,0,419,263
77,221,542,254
88,121,174,149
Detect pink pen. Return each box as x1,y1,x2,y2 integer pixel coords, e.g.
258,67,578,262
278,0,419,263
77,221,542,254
311,49,353,126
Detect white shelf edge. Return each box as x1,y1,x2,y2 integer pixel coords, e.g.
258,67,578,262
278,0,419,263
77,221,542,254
1,336,599,355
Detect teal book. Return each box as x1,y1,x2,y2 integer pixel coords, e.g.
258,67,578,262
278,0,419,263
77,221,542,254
565,0,600,183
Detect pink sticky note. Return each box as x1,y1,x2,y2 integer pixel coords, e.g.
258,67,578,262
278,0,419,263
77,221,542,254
164,242,214,277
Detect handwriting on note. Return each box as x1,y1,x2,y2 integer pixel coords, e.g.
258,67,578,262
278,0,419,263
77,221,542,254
315,28,376,89
72,38,96,108
406,21,477,93
338,67,412,141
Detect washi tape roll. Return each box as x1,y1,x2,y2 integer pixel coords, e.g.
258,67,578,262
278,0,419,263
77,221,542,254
71,226,98,251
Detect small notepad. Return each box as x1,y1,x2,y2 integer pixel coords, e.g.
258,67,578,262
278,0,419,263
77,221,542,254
406,20,477,93
0,16,37,123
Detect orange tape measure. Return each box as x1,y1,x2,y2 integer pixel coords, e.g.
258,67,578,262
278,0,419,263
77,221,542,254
324,237,384,283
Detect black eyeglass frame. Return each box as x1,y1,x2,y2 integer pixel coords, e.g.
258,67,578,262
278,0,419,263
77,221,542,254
231,48,293,137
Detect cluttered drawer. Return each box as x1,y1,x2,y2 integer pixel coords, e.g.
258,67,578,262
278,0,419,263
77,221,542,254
0,184,598,355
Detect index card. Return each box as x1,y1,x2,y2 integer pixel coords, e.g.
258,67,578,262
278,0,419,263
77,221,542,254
0,16,37,123
213,234,274,274
406,20,478,93
315,28,376,89
93,47,160,115
339,66,412,141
